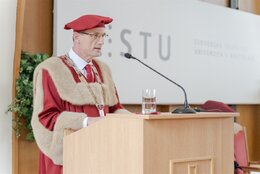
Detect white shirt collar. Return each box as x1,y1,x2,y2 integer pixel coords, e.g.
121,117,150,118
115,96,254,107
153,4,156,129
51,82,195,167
68,48,90,71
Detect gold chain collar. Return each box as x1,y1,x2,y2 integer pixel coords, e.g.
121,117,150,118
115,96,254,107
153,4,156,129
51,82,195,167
64,54,105,116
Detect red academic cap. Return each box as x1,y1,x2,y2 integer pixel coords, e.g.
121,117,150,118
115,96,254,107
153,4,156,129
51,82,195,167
64,14,113,31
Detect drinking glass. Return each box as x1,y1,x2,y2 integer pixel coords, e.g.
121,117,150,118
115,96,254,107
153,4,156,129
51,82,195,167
142,89,156,114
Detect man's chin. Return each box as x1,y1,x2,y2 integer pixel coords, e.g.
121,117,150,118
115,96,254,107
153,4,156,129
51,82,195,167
93,52,102,57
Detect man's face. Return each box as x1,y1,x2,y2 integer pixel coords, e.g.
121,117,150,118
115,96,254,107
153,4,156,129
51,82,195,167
73,27,107,61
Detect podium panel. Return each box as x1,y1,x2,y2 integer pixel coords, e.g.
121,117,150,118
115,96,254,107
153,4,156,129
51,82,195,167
64,112,238,174
170,157,213,174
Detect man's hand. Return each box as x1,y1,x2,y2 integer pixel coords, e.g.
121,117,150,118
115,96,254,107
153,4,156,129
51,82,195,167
87,117,104,126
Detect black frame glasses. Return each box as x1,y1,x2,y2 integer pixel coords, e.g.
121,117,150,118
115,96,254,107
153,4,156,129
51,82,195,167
79,32,109,39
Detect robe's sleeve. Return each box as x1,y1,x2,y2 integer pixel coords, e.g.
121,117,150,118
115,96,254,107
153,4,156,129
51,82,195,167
31,69,86,165
38,69,63,130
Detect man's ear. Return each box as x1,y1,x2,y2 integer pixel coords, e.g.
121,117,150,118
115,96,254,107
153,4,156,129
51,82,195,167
73,31,80,42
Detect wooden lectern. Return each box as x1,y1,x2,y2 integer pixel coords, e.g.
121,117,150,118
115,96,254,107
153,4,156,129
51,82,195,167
63,112,238,174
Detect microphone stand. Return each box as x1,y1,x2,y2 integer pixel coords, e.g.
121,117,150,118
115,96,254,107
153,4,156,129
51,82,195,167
124,53,196,114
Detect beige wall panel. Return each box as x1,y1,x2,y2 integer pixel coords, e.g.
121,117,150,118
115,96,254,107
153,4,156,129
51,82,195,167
239,0,255,13
124,104,172,113
255,0,260,15
22,0,53,55
256,106,260,160
18,132,39,174
236,105,260,161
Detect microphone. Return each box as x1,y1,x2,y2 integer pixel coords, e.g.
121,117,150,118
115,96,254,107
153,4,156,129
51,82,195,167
124,53,196,114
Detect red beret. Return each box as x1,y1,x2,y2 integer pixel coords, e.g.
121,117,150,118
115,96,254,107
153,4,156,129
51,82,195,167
64,14,113,31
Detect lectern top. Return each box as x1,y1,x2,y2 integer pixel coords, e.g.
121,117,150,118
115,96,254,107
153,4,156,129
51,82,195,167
107,112,238,120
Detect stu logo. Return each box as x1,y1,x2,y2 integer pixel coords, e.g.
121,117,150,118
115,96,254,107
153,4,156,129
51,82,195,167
120,29,171,61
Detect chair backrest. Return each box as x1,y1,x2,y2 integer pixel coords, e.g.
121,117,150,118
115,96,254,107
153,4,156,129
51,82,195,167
234,123,249,167
200,100,249,174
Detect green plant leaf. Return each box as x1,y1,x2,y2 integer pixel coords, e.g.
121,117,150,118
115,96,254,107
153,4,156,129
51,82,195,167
7,51,49,141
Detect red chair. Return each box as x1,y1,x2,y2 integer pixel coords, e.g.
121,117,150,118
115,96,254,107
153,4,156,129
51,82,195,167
234,123,260,174
200,100,260,174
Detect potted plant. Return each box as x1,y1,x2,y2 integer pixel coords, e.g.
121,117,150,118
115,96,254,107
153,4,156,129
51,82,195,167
7,51,49,141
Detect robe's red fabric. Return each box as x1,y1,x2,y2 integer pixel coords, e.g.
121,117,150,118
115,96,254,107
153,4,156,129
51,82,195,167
37,59,123,174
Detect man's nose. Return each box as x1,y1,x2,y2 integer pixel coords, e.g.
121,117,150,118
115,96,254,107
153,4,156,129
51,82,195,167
97,36,104,45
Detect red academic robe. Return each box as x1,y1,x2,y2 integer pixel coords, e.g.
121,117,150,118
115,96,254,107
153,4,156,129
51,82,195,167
37,58,123,174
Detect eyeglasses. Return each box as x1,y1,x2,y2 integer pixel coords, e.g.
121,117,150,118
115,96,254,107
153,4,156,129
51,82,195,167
79,32,109,39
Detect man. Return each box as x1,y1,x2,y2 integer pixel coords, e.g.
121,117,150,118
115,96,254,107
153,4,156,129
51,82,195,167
31,14,130,174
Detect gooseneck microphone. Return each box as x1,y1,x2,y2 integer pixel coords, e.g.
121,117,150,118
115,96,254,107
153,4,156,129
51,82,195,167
124,53,196,114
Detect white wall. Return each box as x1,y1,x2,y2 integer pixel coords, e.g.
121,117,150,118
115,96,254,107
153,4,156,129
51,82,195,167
54,0,260,104
0,0,17,173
